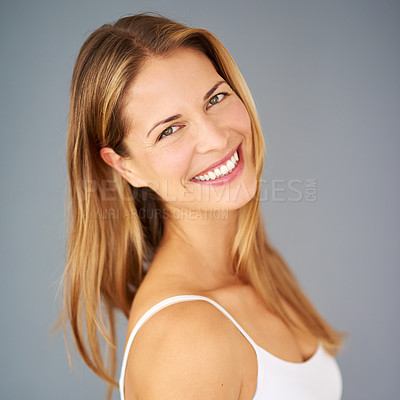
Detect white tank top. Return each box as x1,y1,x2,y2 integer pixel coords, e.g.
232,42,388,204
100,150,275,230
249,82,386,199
119,295,343,399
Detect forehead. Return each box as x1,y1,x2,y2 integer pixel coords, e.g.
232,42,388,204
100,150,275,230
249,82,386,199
123,48,222,129
132,48,219,96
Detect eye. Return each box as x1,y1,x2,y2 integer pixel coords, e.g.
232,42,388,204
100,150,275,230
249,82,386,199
157,125,180,141
207,92,228,109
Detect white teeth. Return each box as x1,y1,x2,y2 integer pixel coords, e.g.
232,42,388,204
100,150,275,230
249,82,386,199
193,150,240,181
208,171,216,179
220,165,228,174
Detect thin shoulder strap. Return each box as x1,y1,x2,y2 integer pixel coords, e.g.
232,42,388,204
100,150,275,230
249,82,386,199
119,294,258,399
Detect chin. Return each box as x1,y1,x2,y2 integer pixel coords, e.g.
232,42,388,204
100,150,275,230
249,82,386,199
171,178,258,214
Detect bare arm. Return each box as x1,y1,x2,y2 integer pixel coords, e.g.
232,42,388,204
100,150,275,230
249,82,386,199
123,301,243,399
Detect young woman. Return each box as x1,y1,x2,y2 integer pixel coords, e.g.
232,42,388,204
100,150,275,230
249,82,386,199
60,13,345,400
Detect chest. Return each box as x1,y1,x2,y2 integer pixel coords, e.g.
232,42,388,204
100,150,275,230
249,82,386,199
211,285,318,363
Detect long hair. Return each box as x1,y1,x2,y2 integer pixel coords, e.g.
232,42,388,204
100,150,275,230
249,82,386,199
57,13,346,399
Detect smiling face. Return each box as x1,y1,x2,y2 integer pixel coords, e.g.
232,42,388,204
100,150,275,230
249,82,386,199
121,48,257,213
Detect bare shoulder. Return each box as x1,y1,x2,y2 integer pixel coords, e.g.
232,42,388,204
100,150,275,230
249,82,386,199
123,299,243,400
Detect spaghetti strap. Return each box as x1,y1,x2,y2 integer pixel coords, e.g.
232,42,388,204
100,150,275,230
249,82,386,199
119,294,260,400
118,294,342,400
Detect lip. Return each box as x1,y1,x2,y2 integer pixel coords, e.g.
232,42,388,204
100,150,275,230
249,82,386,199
190,143,244,185
190,144,241,180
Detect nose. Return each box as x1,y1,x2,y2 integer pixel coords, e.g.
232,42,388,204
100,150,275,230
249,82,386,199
193,115,229,154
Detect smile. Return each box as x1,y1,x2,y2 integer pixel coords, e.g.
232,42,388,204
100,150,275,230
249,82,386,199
194,151,239,181
190,144,244,185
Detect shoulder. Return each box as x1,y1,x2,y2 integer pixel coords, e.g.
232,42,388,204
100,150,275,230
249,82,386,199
123,298,243,399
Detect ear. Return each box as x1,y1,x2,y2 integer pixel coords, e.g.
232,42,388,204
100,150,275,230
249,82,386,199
99,147,148,188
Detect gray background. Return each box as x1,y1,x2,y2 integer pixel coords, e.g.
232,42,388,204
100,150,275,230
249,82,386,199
1,0,399,398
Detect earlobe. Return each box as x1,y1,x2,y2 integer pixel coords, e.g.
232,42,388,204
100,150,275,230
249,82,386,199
99,147,148,188
123,168,149,189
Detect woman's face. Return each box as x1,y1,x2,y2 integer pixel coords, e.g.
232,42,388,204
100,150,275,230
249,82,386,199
121,48,257,212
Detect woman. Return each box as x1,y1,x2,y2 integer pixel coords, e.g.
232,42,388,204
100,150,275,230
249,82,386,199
59,13,345,400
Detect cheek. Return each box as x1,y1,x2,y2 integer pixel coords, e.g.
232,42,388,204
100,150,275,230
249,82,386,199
145,150,191,179
228,99,252,134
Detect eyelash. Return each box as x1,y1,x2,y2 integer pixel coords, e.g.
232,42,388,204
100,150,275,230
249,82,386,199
157,92,230,141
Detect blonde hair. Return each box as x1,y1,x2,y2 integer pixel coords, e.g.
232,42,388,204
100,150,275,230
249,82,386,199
57,13,346,399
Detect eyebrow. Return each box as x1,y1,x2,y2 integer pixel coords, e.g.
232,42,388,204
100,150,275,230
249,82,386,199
146,80,227,138
146,114,182,138
203,80,226,101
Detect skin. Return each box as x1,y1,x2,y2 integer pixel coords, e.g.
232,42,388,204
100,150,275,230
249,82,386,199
101,48,257,281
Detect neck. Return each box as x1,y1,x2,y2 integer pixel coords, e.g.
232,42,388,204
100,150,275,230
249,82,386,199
152,206,241,288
